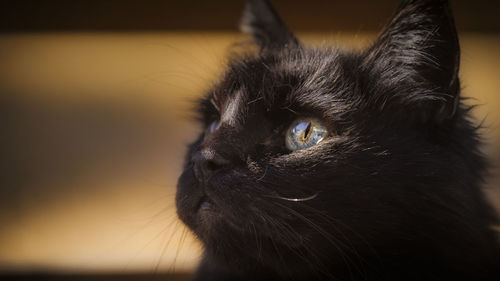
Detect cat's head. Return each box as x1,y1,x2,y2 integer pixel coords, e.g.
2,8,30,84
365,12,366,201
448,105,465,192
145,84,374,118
176,0,490,277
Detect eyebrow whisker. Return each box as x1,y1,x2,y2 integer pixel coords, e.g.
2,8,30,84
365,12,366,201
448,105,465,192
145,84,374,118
267,192,319,202
247,96,264,105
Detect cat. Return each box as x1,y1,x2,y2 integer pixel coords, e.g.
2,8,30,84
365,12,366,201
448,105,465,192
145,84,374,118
175,0,500,280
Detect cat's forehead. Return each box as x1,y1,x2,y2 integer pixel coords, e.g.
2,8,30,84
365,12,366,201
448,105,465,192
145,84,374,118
209,48,355,125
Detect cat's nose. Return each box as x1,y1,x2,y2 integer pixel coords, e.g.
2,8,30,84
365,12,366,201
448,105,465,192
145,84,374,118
191,149,229,183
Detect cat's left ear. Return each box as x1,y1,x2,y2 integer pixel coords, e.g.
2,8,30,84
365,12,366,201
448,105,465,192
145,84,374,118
240,0,299,51
363,0,460,123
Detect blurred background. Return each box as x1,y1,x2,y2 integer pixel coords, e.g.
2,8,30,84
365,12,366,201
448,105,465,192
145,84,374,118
1,0,499,280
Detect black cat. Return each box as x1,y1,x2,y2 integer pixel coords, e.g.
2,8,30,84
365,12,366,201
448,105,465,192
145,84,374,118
176,0,500,280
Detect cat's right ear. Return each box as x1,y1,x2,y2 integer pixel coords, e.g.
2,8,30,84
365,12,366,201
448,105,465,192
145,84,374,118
240,0,298,51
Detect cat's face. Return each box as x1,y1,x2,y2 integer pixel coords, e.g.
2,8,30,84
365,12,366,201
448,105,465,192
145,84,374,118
176,0,478,276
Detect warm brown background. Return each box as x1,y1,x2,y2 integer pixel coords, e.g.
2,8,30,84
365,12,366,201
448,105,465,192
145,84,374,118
0,0,499,279
1,0,500,33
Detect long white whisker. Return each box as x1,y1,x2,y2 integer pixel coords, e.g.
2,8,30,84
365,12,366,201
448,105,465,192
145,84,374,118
266,192,318,202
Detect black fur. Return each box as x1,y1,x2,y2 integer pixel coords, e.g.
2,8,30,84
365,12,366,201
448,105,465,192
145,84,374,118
176,0,500,280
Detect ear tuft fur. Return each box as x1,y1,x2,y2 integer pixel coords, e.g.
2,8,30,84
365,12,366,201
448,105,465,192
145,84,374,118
240,0,298,51
362,0,460,123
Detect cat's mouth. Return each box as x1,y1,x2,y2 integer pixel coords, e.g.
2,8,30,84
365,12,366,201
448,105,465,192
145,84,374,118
197,195,216,212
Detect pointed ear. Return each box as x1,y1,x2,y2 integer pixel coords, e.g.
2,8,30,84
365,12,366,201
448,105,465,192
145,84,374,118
240,0,298,51
363,0,460,123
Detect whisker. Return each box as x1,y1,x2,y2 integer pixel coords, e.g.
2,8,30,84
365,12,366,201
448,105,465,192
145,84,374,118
269,192,318,202
171,226,189,273
256,164,269,181
263,212,336,280
274,202,359,279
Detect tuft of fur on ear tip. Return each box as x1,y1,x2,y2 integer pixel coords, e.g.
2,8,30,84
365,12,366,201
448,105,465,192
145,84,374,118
240,0,298,51
362,0,461,124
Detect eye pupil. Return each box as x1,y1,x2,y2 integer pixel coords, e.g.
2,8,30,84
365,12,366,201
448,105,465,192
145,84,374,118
286,118,328,151
303,122,312,138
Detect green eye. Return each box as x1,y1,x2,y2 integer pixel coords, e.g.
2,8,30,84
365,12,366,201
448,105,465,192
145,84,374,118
286,118,328,151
